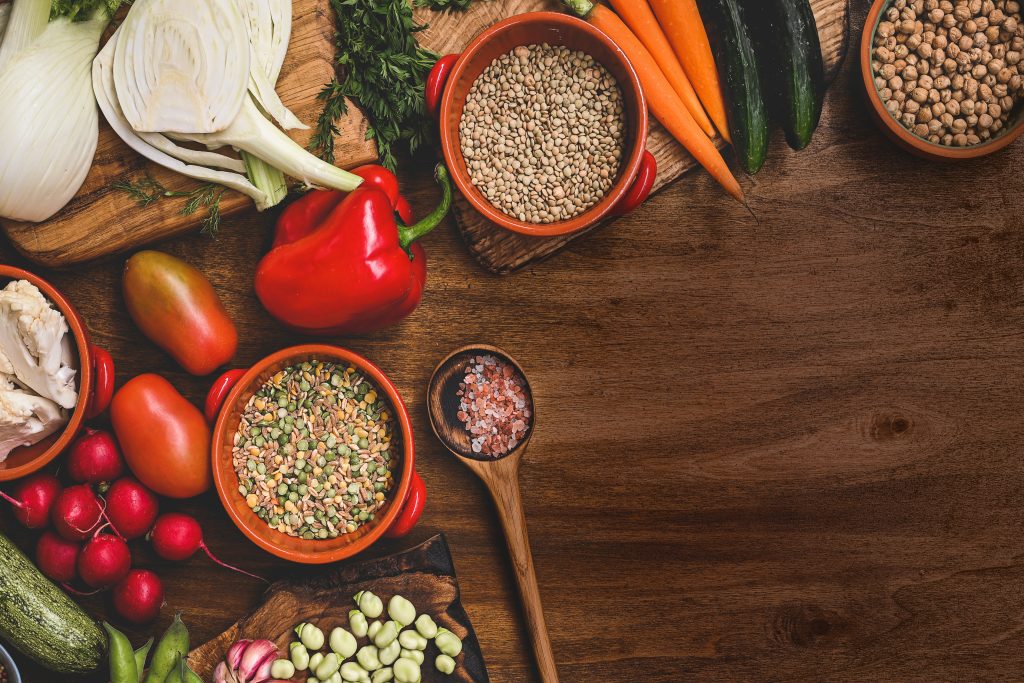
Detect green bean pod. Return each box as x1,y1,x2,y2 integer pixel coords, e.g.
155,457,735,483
134,637,154,681
144,614,189,683
162,654,184,683
103,622,140,683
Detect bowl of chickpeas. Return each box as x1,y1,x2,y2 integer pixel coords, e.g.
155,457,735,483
862,0,1024,159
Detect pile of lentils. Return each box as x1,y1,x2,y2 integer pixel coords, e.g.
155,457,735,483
455,355,532,458
232,360,397,540
872,0,1024,146
460,43,626,224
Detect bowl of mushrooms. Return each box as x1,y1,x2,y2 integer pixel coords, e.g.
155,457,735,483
862,0,1024,159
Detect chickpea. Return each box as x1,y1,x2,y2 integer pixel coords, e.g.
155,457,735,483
953,132,970,144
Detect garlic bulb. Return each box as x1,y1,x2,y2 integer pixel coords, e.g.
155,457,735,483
213,639,291,683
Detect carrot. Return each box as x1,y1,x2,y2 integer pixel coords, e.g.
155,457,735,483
648,0,732,144
565,2,743,201
607,0,717,139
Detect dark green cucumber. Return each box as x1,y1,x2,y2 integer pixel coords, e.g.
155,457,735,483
697,0,769,174
744,0,825,150
0,532,105,673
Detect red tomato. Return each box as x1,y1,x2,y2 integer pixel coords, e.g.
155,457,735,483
111,374,212,499
123,250,237,376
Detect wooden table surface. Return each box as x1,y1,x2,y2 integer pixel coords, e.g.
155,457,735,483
4,2,1024,680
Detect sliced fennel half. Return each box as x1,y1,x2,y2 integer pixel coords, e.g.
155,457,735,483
93,30,270,209
114,0,250,134
0,15,105,222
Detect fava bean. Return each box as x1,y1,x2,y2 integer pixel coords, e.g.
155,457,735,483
393,657,421,683
103,622,139,683
399,630,427,651
308,678,320,683
300,623,326,651
316,652,342,679
327,673,343,683
290,642,310,670
350,609,369,637
331,626,358,659
134,636,154,679
341,661,370,682
388,595,416,626
357,644,383,671
271,659,296,679
144,614,189,683
436,654,456,675
435,629,463,657
414,614,438,639
372,667,395,683
368,620,383,640
400,649,424,665
309,652,325,672
379,639,401,666
355,590,384,618
373,620,400,648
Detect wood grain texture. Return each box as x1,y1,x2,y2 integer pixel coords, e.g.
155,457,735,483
0,0,378,269
188,535,490,682
414,0,850,274
4,2,1024,681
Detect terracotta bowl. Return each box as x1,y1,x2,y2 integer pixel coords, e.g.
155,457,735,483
206,345,425,564
861,0,1024,160
426,11,655,237
0,265,115,482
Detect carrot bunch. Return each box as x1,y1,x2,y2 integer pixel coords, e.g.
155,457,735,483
560,0,741,202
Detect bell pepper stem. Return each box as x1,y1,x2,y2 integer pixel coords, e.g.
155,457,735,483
398,164,453,252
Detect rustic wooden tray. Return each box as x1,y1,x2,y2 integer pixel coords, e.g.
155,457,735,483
188,534,489,682
414,0,851,274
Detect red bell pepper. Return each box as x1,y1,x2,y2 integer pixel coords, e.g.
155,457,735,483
255,165,452,336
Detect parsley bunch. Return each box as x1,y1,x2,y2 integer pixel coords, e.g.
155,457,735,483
312,0,475,171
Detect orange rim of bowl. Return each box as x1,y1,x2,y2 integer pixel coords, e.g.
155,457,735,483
0,265,93,482
439,11,649,237
211,344,415,564
861,0,1024,159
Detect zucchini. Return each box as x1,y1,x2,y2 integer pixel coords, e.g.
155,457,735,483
744,0,825,150
697,0,769,174
0,532,105,673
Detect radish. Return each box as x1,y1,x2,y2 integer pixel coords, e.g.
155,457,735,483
1,472,62,529
78,533,131,588
66,428,125,485
51,484,103,541
35,530,81,583
105,477,159,539
149,513,265,582
113,569,164,624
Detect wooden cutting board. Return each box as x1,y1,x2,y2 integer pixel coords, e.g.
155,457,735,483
188,535,490,682
1,0,378,269
413,0,852,274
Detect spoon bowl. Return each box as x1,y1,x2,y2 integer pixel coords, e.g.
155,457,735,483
428,345,558,683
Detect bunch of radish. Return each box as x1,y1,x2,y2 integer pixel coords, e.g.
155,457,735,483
1,428,261,624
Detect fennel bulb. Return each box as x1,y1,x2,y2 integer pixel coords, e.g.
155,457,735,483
0,5,12,51
0,0,48,71
0,14,104,222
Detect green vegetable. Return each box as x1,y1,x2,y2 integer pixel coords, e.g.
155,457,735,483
349,609,369,637
163,654,184,683
316,652,343,678
392,657,420,683
0,533,105,673
143,613,189,683
742,0,825,150
113,175,225,236
398,629,427,651
341,661,370,682
355,590,384,618
356,645,382,671
435,654,456,674
697,0,769,174
399,649,423,665
373,620,399,648
387,595,416,627
299,622,326,650
290,641,310,670
379,639,401,666
372,668,395,683
104,622,139,683
134,636,155,680
414,614,437,639
434,629,463,658
330,626,358,659
272,659,296,679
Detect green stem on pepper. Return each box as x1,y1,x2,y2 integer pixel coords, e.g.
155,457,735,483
397,164,452,252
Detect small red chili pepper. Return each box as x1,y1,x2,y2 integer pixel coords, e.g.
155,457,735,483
611,151,658,217
255,165,452,336
385,471,426,538
425,54,460,118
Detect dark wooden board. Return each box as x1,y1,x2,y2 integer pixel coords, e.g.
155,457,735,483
188,535,489,682
414,0,851,274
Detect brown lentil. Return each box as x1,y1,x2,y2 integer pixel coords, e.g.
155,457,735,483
455,355,532,458
232,360,397,540
459,43,626,224
872,0,1024,145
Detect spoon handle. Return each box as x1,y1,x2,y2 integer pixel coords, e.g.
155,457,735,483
482,464,560,683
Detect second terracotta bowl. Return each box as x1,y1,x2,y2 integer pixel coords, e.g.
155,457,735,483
207,345,425,564
426,11,655,237
0,265,115,482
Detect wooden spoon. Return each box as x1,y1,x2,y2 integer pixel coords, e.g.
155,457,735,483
428,344,559,683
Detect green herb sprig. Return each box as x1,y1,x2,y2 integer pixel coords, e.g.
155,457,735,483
50,0,127,21
312,0,476,171
113,175,225,236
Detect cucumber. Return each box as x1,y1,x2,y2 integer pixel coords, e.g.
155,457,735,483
0,532,105,673
697,0,769,174
743,0,825,150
